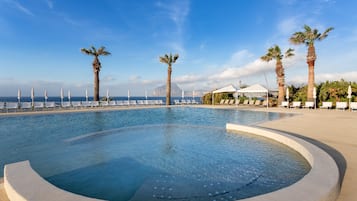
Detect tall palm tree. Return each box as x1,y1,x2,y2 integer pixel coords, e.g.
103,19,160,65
81,46,111,101
261,45,294,105
159,53,179,105
290,25,334,101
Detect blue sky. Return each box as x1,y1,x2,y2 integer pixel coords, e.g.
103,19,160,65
0,0,357,97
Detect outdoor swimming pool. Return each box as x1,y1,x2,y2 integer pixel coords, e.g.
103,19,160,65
0,107,309,201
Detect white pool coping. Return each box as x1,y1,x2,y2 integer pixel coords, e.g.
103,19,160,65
226,123,340,201
3,124,340,201
4,161,105,201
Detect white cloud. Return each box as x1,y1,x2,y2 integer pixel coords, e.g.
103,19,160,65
5,0,34,16
45,0,53,9
277,17,299,35
288,71,357,85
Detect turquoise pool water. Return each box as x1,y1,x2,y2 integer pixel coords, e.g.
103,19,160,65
0,107,309,201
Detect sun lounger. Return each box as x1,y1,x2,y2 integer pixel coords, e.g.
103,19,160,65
280,101,289,108
109,100,117,106
45,102,56,109
33,102,44,110
291,101,301,108
350,102,357,111
243,99,249,105
116,100,125,106
100,101,109,107
262,100,268,107
0,102,4,111
91,101,100,107
174,100,180,105
192,99,199,104
303,101,314,109
320,101,332,109
248,100,255,105
5,102,19,112
71,101,82,108
61,102,71,108
219,99,225,104
20,102,32,110
255,100,261,106
336,102,347,110
228,99,234,105
82,101,91,107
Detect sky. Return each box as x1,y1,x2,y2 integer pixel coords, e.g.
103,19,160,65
0,0,357,97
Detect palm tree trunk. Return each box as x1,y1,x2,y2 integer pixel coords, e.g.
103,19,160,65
276,60,285,105
166,65,172,105
93,57,101,101
94,70,100,101
307,45,316,101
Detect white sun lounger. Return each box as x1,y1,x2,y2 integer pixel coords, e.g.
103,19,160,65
45,102,56,109
20,102,32,110
71,101,82,108
336,102,348,110
108,101,117,106
291,101,301,108
280,101,289,108
5,102,19,112
61,102,71,108
350,102,357,111
320,102,332,109
0,102,4,111
303,101,314,109
33,102,44,110
100,101,109,107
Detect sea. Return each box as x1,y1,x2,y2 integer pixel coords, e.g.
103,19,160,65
0,96,201,104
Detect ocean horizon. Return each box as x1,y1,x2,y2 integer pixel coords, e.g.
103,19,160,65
0,96,201,103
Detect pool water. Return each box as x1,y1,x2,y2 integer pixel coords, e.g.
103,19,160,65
0,107,308,201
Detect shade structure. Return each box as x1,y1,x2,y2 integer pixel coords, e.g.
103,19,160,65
286,88,289,100
212,84,238,105
237,84,269,108
145,90,148,100
106,89,110,101
313,87,317,99
212,84,238,94
182,90,185,99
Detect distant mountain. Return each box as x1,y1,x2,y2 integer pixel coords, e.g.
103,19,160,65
153,83,182,97
152,83,206,97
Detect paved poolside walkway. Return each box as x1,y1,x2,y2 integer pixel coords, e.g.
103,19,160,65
0,106,356,201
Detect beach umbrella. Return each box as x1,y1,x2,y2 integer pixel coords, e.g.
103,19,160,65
348,85,352,111
17,89,21,104
44,90,48,103
145,90,148,100
31,88,34,106
285,88,289,101
313,87,317,109
106,89,110,102
128,89,130,105
182,90,184,100
68,90,71,102
60,88,64,104
85,88,88,102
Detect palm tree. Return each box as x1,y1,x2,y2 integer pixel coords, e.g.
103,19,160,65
261,45,294,105
290,25,334,101
81,46,111,101
159,53,179,105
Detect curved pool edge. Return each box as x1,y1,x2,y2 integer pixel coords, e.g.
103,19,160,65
226,123,340,201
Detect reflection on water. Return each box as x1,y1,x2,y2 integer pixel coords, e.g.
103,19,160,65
0,108,300,201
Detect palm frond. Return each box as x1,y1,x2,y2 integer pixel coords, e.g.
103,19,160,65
81,48,94,55
285,48,295,58
318,27,334,41
289,32,306,45
173,54,179,63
